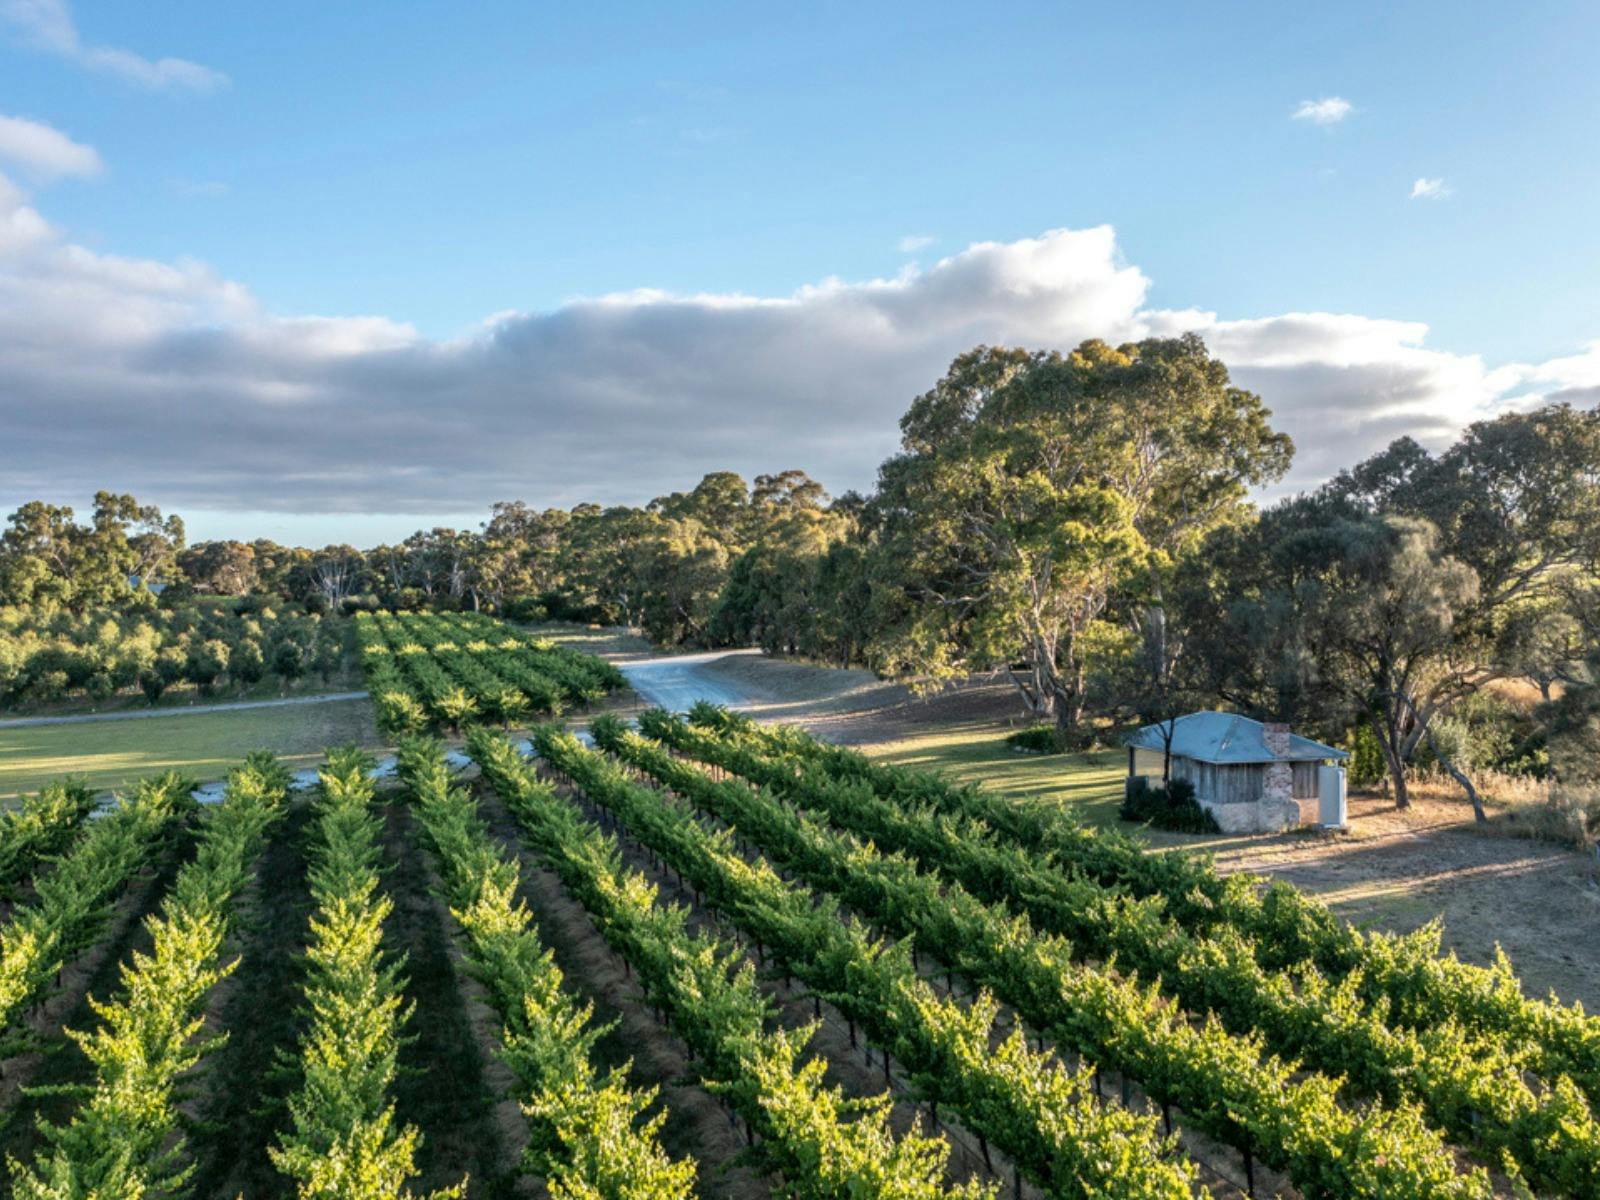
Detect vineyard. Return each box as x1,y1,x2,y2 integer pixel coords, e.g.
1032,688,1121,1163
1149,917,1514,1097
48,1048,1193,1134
0,684,1594,1198
358,612,627,736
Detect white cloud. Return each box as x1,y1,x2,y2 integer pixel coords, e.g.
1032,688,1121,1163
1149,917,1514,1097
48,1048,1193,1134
1291,97,1353,125
1,0,227,91
0,114,100,179
0,172,1593,521
898,234,935,253
1410,176,1451,200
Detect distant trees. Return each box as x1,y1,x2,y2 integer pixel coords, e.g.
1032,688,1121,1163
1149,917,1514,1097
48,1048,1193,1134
0,601,344,709
0,492,184,610
8,347,1598,829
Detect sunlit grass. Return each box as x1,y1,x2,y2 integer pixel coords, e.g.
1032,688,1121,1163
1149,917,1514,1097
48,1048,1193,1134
0,700,384,800
862,718,1128,829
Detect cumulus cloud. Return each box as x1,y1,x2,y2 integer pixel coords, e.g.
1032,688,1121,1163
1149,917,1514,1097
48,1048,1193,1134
898,234,935,253
1410,176,1451,200
1519,339,1600,408
0,114,101,179
0,171,1594,524
1291,97,1353,125
1,0,227,91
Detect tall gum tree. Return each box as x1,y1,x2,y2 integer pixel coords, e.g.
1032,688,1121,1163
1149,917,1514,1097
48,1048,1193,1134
868,335,1292,739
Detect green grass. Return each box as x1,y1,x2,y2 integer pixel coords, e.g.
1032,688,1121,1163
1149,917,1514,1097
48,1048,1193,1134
863,718,1129,828
0,699,384,801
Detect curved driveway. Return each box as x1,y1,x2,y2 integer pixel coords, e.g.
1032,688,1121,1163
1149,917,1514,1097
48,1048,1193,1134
615,649,763,713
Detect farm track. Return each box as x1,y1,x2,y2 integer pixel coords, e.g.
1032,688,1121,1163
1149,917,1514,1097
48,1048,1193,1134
0,691,371,728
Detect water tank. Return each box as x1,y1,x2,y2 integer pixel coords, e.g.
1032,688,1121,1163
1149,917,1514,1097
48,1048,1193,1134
1318,764,1347,829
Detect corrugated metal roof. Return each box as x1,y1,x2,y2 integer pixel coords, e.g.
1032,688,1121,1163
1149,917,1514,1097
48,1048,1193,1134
1124,711,1348,763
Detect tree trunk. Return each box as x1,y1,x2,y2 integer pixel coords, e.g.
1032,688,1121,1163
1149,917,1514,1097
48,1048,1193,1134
1380,732,1410,809
1396,693,1486,824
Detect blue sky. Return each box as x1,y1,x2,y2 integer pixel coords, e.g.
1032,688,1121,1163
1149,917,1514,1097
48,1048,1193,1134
2,1,1598,544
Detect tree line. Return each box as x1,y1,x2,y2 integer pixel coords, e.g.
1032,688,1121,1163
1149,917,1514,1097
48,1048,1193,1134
4,333,1598,818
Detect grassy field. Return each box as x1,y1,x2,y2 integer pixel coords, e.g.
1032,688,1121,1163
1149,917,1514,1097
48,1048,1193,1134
0,698,384,800
865,718,1128,828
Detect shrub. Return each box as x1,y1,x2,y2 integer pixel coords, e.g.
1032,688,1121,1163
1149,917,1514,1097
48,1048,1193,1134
1006,725,1062,754
272,638,305,682
232,638,266,685
1120,775,1221,834
138,669,166,704
1345,724,1386,787
501,596,548,622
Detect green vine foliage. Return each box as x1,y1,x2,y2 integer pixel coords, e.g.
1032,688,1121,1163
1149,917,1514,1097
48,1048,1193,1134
467,727,991,1200
559,720,1200,1200
394,736,697,1200
0,780,98,898
357,613,622,737
605,716,1500,1200
9,756,289,1199
0,771,193,1061
690,703,1600,1116
270,748,463,1200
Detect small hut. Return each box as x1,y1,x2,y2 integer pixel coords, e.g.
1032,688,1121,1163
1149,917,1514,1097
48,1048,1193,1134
1124,711,1349,833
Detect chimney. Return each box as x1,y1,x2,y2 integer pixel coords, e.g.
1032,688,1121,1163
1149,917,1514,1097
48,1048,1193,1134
1263,722,1290,757
1261,722,1298,831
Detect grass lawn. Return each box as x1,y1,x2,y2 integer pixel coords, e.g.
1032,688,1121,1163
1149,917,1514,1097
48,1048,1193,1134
863,717,1129,828
0,699,384,801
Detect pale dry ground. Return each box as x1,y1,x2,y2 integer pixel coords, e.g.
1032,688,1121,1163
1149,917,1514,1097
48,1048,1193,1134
691,649,1600,1013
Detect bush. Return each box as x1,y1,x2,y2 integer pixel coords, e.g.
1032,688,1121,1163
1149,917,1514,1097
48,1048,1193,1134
1006,725,1063,754
232,638,267,685
1120,775,1221,834
272,639,306,683
501,596,548,623
1345,724,1387,787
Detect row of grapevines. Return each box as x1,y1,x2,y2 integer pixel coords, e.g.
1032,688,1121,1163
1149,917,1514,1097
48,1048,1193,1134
0,772,192,1058
393,735,697,1200
0,780,98,897
375,613,566,717
598,717,1492,1200
642,711,1597,1194
466,727,992,1200
444,613,626,701
361,614,534,732
10,753,290,1198
360,612,611,733
545,722,1200,1200
692,703,1600,1110
270,748,462,1199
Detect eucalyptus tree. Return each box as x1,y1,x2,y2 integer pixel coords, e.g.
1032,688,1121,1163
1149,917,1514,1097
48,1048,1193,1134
868,335,1292,738
1187,403,1600,811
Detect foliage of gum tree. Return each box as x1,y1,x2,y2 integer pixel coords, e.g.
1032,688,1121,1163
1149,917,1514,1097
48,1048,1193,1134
1184,403,1600,813
1331,406,1600,800
867,335,1292,740
0,492,184,610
